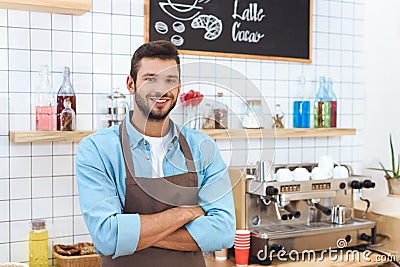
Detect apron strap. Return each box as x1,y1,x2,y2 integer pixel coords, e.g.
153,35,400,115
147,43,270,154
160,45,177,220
176,126,197,173
119,120,135,180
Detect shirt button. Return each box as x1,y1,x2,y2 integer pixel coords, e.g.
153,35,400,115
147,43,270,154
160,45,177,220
143,141,147,145
146,156,150,160
130,144,135,149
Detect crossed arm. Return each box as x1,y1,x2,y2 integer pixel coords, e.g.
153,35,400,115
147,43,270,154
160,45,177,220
136,206,204,251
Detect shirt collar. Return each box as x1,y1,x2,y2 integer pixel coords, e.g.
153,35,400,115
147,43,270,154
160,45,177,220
124,111,179,149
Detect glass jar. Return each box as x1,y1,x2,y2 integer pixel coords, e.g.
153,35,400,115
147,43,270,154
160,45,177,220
29,219,48,267
242,100,264,129
202,103,215,129
272,103,285,128
214,92,228,129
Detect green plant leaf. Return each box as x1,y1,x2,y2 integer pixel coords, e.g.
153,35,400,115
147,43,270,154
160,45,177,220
379,162,392,177
390,134,396,177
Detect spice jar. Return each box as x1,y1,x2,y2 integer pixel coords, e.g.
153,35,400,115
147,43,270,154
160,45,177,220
214,92,228,129
272,103,285,128
202,103,215,129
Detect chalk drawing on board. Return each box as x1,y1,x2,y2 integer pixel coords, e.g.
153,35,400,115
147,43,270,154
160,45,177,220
191,14,222,41
171,35,184,46
155,21,169,34
159,0,203,21
172,21,185,33
198,0,211,3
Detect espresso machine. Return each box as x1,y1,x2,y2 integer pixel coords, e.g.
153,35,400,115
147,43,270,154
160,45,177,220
244,163,377,265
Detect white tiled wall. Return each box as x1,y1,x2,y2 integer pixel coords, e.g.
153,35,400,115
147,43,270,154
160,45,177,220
0,0,364,263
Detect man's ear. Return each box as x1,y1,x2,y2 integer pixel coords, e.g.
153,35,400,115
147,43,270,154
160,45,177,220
126,75,136,94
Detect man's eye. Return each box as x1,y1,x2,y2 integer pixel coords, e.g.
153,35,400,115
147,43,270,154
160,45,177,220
167,79,177,84
145,77,156,82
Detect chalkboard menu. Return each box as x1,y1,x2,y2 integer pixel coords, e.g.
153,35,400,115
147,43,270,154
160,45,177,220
145,0,312,63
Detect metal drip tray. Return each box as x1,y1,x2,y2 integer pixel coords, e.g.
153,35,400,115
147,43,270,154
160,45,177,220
250,218,376,239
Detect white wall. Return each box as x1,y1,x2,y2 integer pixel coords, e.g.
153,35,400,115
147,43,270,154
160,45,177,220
362,0,400,201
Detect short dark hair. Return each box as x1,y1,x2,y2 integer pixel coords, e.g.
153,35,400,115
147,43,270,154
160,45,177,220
130,40,180,86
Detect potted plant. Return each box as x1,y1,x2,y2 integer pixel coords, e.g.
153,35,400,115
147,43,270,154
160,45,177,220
369,134,400,195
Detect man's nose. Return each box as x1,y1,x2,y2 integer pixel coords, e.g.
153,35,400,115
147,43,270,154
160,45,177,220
154,80,174,95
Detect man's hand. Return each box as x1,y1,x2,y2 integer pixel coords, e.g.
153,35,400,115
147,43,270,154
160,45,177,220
136,205,205,251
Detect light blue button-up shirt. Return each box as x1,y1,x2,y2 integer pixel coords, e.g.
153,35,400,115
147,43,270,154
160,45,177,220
76,114,236,258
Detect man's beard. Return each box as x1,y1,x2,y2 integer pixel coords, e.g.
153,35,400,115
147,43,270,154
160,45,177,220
135,92,177,121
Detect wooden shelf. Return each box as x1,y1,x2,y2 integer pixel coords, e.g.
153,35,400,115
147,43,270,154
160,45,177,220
198,128,356,139
9,130,95,143
0,0,91,15
9,128,356,143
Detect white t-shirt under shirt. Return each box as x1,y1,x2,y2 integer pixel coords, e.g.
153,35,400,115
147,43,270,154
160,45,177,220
143,130,173,178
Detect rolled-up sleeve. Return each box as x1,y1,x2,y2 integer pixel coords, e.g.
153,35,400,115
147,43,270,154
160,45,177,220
76,138,140,258
185,138,236,251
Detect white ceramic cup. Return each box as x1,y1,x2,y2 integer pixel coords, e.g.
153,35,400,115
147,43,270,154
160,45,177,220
311,167,332,180
292,167,310,181
318,155,335,171
275,168,294,182
333,166,349,179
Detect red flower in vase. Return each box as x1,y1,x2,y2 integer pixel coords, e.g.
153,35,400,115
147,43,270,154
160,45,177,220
180,90,204,107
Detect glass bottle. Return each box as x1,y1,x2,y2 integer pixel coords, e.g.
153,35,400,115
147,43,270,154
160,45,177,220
242,100,264,129
214,92,228,129
35,65,55,131
293,76,311,128
60,99,76,131
272,103,285,128
57,66,76,130
202,103,215,129
327,77,337,128
29,219,48,267
314,76,331,128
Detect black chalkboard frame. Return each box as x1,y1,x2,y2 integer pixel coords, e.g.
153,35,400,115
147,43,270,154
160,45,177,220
144,0,313,63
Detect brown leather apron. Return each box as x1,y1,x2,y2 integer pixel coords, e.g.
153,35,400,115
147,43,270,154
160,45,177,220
101,120,206,267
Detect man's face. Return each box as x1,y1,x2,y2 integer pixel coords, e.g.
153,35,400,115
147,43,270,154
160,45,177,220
134,58,180,121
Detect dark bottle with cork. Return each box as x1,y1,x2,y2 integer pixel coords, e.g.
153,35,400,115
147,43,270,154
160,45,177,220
57,66,76,130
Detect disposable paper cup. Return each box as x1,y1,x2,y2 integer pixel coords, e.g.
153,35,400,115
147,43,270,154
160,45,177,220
235,236,250,240
214,248,228,261
234,240,250,245
235,246,250,266
236,230,250,235
233,245,250,249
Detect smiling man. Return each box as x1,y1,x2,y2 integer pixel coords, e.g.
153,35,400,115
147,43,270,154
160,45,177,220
76,40,235,267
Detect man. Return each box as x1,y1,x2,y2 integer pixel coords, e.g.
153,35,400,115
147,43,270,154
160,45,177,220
76,40,236,267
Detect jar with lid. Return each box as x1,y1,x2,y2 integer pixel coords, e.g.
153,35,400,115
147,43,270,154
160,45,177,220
108,88,128,127
272,103,285,128
29,219,48,267
214,92,228,129
202,103,215,129
242,100,264,129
